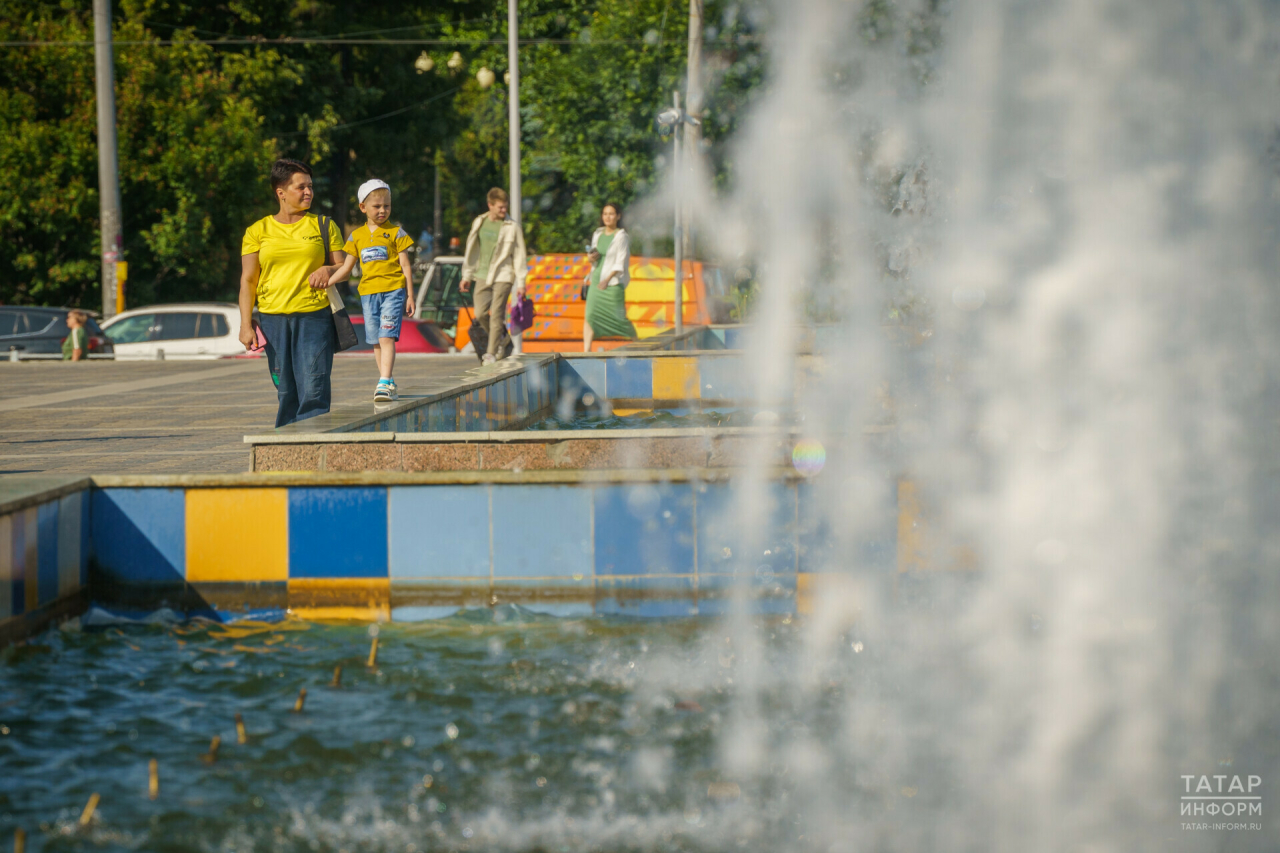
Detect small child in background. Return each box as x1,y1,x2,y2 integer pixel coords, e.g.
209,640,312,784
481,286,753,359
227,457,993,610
331,179,416,402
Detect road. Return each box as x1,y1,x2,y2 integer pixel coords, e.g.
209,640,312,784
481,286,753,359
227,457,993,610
0,355,477,475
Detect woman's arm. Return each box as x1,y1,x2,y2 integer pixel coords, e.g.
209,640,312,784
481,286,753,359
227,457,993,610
307,250,348,289
238,253,260,350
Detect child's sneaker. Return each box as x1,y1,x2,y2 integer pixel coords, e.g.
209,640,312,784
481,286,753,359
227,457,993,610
373,380,395,402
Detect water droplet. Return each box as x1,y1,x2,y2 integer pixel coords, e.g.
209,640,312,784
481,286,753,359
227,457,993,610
445,723,459,740
402,735,415,748
852,641,864,653
368,624,380,638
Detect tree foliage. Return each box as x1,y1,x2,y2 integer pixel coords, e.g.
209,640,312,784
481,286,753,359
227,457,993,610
0,0,769,308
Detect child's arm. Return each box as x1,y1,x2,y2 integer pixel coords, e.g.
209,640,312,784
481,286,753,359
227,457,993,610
328,253,358,285
398,250,415,316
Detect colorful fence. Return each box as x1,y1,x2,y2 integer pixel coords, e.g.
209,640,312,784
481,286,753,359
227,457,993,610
517,255,715,351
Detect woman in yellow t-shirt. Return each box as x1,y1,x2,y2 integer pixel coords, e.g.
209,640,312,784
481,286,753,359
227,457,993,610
239,159,347,427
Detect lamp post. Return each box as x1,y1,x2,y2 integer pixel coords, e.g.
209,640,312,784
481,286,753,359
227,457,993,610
507,0,522,224
93,0,123,318
657,94,700,336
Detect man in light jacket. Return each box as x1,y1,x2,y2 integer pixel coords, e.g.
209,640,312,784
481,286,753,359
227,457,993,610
460,188,527,364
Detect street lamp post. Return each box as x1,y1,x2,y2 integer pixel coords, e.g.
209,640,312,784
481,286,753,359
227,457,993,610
93,0,123,319
657,95,700,337
507,0,522,224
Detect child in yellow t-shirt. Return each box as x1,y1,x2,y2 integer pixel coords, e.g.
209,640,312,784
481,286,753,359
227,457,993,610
332,179,416,402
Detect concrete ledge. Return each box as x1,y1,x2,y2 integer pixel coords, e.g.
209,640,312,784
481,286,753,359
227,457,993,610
266,353,556,437
0,475,94,516
91,467,802,488
245,426,804,444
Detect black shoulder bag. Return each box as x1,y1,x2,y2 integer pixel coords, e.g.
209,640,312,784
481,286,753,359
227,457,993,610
318,214,360,352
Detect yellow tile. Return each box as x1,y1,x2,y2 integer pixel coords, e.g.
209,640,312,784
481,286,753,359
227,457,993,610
897,479,926,573
796,573,815,616
652,357,699,400
186,489,288,582
288,579,390,622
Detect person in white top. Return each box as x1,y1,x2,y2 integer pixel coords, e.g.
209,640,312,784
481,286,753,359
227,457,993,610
583,203,636,351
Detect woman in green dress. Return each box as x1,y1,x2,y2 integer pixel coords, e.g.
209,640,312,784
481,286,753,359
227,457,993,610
583,203,636,351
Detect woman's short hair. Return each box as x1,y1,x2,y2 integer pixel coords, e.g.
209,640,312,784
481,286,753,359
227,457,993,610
67,310,86,324
487,187,509,204
271,159,313,192
602,202,622,223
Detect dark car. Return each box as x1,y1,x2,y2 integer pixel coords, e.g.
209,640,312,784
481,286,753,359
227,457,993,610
0,306,113,357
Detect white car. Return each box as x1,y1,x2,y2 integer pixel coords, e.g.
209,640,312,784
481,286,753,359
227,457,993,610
101,303,245,359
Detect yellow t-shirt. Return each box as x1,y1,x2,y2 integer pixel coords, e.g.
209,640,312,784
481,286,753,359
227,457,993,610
343,222,415,295
241,213,343,314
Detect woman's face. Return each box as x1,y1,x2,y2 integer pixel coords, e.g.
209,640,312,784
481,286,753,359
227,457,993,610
601,206,619,228
277,172,314,212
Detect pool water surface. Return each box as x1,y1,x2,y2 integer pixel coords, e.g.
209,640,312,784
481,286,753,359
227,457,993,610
0,607,882,853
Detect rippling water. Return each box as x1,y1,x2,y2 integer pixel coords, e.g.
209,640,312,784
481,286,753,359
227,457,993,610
0,607,883,853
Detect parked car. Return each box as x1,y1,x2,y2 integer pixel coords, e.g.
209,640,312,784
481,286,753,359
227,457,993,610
0,306,112,357
346,315,452,354
101,303,244,359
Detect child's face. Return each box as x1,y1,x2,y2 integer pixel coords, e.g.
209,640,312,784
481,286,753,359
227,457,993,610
361,192,391,226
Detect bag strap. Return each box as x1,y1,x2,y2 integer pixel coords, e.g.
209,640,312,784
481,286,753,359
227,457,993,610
317,215,333,267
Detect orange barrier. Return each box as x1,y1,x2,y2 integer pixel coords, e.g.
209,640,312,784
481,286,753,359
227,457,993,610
456,255,712,353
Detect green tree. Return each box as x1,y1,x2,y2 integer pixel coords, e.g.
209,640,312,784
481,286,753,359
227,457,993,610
0,0,771,308
0,3,282,307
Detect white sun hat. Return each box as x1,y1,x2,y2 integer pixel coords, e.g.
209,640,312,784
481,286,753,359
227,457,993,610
357,179,391,203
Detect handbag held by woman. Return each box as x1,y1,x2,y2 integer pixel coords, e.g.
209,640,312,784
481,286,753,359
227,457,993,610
318,214,360,352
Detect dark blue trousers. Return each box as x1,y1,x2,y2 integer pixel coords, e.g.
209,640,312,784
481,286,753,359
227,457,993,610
259,309,335,427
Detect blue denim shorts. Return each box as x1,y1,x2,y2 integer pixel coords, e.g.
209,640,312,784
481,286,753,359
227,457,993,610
361,289,406,344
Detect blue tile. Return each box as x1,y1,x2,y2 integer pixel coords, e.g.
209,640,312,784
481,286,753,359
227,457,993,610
389,486,490,579
492,485,591,578
288,488,388,578
698,570,797,593
696,483,797,578
796,480,896,572
562,359,606,398
605,357,652,399
698,355,748,400
37,501,58,605
92,489,186,583
594,484,695,576
9,510,25,615
57,490,88,592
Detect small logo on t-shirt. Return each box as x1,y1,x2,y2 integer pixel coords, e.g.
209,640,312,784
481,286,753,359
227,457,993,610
361,246,390,263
